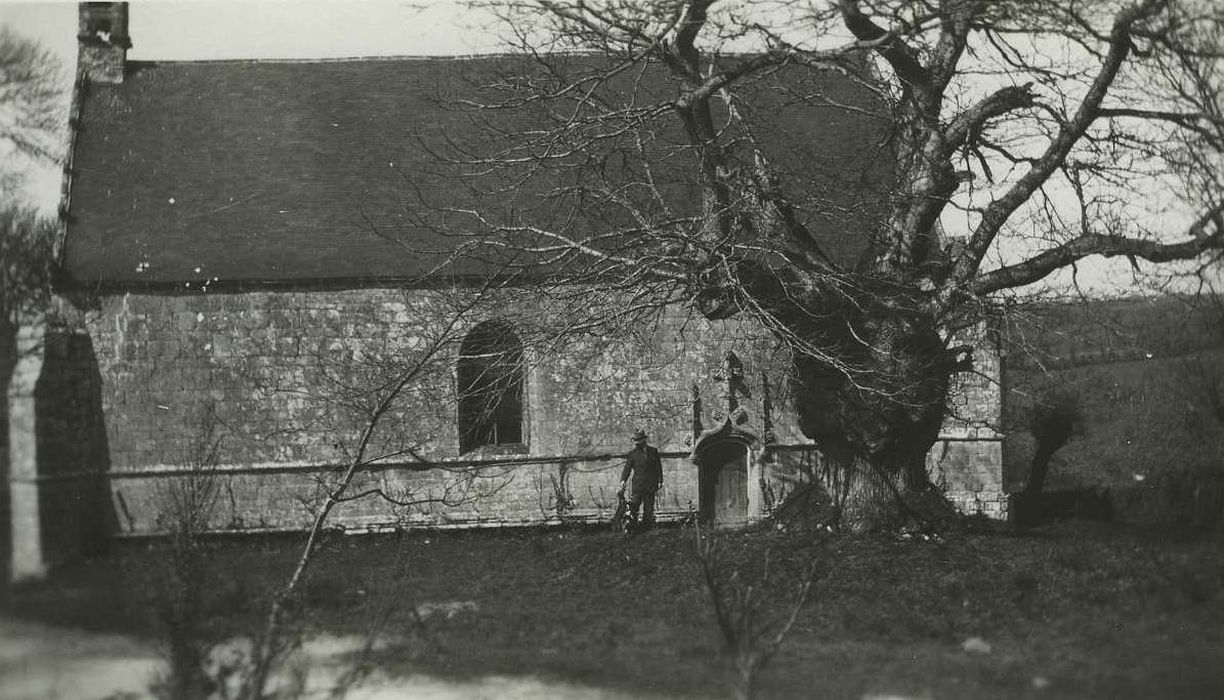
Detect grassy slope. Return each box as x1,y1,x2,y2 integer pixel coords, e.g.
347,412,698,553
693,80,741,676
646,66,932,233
4,525,1224,699
1003,296,1224,492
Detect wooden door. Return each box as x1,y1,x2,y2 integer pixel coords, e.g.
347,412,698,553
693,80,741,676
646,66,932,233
700,441,749,528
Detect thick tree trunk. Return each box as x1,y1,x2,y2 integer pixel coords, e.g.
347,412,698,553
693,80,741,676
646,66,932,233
731,266,957,531
817,453,927,532
790,319,953,531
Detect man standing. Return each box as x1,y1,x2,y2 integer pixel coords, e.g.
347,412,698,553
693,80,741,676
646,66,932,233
619,430,663,529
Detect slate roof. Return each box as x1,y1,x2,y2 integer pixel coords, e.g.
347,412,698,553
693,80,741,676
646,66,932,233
63,55,890,288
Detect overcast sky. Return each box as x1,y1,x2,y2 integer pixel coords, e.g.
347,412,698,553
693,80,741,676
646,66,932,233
0,1,505,63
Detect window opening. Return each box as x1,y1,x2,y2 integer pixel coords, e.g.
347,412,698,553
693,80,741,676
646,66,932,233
457,321,524,453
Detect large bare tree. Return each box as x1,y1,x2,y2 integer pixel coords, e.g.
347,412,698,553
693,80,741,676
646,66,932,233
0,27,63,362
0,25,62,320
0,26,64,191
413,0,1224,529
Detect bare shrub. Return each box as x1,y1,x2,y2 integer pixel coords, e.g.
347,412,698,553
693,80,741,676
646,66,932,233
1024,391,1082,496
149,401,224,700
694,523,821,700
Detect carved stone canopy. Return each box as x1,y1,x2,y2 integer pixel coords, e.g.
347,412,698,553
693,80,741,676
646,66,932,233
691,418,758,466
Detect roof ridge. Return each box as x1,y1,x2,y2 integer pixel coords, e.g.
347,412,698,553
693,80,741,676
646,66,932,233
124,51,607,67
124,49,820,68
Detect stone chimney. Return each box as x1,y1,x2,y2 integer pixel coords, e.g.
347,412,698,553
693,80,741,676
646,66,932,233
78,2,130,84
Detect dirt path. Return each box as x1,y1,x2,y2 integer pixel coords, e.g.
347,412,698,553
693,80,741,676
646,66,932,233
0,617,691,700
0,617,160,699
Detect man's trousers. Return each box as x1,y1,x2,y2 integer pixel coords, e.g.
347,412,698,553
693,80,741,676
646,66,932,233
628,490,656,528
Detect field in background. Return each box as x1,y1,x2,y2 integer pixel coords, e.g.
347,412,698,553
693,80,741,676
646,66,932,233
3,524,1224,699
1003,296,1224,526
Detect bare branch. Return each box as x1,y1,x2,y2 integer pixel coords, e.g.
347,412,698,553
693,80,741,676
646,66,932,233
838,0,930,87
0,27,64,165
947,0,1173,292
943,84,1037,155
972,201,1224,295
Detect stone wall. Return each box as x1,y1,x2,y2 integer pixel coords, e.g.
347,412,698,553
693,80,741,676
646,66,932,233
23,286,1004,540
932,320,1006,518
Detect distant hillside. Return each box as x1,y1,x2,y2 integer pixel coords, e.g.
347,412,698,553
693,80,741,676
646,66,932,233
1004,295,1223,371
1002,295,1224,492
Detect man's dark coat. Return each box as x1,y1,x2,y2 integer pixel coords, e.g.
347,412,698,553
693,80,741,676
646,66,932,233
621,445,663,495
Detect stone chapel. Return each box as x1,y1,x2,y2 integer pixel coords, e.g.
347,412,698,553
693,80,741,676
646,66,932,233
4,2,1005,580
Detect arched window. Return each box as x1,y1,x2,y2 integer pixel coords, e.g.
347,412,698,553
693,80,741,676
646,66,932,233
457,321,524,453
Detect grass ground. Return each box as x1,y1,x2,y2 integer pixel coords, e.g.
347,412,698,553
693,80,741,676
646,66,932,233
4,522,1224,699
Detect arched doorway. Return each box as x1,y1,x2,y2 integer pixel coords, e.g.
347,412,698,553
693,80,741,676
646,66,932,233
692,423,760,529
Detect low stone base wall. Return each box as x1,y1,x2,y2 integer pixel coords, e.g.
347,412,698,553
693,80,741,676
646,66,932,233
105,452,704,535
99,440,1007,535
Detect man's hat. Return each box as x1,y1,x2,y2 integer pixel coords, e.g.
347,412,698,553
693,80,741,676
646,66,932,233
632,429,648,442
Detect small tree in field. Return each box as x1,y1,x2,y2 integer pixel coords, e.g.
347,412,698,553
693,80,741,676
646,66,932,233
1024,390,1081,496
150,402,224,700
695,523,820,700
413,0,1224,529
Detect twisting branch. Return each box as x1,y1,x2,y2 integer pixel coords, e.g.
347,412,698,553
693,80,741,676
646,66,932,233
943,84,1037,156
837,0,930,88
972,201,1224,295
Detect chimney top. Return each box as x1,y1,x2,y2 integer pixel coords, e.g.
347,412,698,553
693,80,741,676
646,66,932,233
78,2,131,48
78,3,130,84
